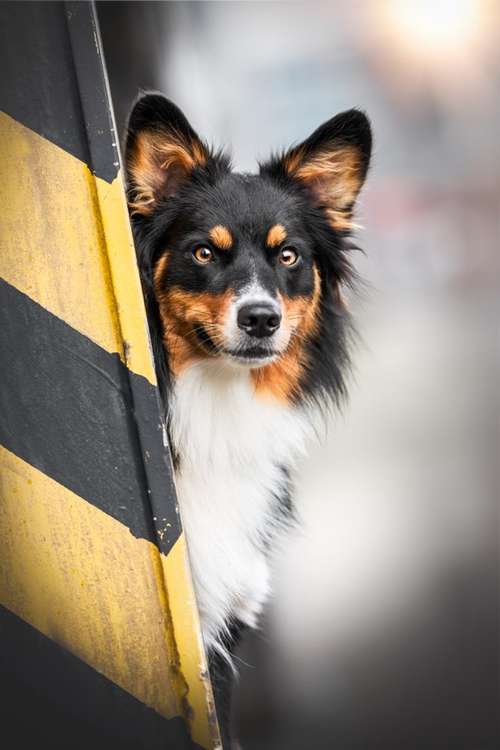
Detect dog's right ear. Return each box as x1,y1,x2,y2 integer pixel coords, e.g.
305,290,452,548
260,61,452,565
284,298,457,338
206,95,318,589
125,94,209,216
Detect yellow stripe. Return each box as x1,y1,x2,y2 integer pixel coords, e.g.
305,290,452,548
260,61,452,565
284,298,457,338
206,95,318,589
162,537,219,746
0,111,155,384
94,171,157,385
0,446,215,747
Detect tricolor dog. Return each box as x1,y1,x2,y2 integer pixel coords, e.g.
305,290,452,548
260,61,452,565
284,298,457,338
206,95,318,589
125,94,371,746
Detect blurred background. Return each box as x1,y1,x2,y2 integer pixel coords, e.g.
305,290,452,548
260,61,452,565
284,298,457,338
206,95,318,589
97,2,499,747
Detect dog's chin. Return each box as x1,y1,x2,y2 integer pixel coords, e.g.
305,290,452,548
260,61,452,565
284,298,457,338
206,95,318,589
222,347,281,369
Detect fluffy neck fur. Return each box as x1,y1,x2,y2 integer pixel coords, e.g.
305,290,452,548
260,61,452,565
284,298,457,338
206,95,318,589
170,359,311,658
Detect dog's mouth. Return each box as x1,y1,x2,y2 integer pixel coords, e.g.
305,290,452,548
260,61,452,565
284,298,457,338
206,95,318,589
194,326,279,365
225,347,279,366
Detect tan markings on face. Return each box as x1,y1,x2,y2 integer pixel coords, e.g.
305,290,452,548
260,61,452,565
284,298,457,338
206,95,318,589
266,224,287,248
153,259,233,376
251,264,321,402
208,225,233,250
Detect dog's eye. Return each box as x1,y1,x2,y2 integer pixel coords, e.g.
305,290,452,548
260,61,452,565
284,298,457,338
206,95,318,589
279,247,299,267
193,246,214,265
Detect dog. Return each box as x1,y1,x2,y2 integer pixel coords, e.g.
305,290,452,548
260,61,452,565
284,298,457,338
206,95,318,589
125,93,371,747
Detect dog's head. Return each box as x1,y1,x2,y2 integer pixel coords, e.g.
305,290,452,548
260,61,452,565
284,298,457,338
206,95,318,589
126,94,371,401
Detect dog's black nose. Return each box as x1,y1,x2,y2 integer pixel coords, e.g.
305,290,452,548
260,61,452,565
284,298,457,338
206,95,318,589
237,304,281,338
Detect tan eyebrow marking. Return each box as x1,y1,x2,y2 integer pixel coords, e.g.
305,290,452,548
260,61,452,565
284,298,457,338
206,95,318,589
266,224,287,248
208,225,233,250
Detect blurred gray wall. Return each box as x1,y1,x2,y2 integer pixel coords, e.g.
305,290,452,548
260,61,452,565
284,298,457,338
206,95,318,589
97,3,499,748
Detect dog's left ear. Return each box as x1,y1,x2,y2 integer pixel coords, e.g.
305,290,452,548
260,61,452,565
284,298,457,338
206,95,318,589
125,93,210,216
261,109,372,231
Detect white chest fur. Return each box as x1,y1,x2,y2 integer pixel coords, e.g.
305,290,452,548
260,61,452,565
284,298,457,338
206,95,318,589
170,360,310,655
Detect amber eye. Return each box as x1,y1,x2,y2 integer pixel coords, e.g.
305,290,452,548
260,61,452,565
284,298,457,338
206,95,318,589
279,247,299,267
193,246,214,265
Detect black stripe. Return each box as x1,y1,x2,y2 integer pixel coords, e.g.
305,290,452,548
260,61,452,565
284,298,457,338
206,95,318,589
65,1,122,182
0,278,180,554
0,605,201,750
0,1,118,183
